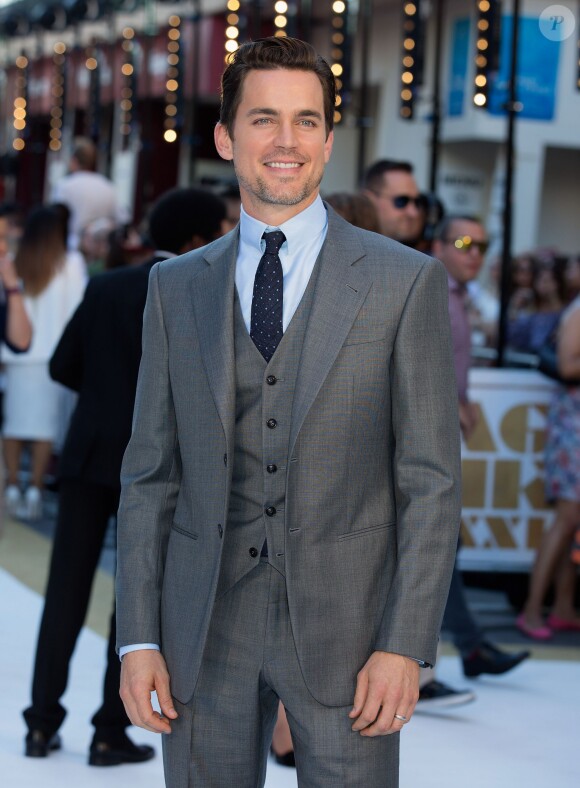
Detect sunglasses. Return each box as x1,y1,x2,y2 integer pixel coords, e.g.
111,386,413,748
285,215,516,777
372,192,425,210
444,236,489,255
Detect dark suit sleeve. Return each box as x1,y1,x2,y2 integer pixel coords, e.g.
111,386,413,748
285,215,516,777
49,281,93,391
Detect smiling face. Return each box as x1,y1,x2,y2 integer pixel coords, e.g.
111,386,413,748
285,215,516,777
214,68,334,225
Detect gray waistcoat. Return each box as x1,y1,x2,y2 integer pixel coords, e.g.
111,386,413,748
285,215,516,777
216,263,319,596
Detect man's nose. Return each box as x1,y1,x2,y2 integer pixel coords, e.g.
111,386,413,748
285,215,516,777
274,121,298,148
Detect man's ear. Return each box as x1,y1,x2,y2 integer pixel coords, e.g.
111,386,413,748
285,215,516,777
214,123,233,161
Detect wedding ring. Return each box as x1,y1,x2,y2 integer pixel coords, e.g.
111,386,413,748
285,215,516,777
394,714,407,722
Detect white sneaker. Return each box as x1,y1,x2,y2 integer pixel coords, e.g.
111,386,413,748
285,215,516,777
5,485,22,518
24,486,43,521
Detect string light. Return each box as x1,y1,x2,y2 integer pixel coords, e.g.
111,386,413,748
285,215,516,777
84,41,100,139
224,1,242,61
120,28,136,145
473,0,501,108
273,0,288,37
164,16,182,143
399,0,425,120
330,0,349,124
49,42,67,152
13,51,28,151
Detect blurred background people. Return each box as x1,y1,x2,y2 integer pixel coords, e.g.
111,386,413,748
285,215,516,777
508,256,567,355
79,217,118,276
518,294,580,639
22,187,225,765
564,254,580,303
361,159,426,247
2,205,86,520
0,205,33,535
217,183,242,234
415,216,529,709
508,253,535,320
51,137,127,251
324,191,380,233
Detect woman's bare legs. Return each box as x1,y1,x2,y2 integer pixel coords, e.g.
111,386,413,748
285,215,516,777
30,440,53,489
522,500,580,627
3,438,23,486
551,554,580,623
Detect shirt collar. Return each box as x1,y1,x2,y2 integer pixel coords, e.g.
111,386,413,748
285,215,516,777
239,195,327,254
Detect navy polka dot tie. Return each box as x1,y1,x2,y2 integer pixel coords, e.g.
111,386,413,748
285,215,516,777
250,230,285,362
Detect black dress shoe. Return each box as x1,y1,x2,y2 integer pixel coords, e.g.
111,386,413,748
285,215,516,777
25,730,62,758
463,641,530,678
270,745,296,768
89,732,155,767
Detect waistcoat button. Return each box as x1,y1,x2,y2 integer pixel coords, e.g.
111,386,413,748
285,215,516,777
267,464,277,473
266,375,277,385
267,418,277,429
249,547,258,558
265,506,276,517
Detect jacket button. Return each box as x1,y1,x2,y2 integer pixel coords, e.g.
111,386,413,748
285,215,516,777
267,418,277,429
249,547,258,558
265,506,276,517
266,375,277,385
267,464,277,474
217,524,223,538
223,454,227,467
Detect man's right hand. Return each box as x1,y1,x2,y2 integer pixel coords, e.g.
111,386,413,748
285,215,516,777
120,649,178,734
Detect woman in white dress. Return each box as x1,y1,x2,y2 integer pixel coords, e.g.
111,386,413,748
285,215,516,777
2,204,86,519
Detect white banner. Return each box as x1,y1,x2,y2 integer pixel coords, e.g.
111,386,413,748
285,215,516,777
458,368,557,572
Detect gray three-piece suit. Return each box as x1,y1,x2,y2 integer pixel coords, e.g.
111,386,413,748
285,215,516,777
116,207,462,787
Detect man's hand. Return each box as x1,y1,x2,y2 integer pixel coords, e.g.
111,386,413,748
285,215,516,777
349,651,420,736
120,650,178,734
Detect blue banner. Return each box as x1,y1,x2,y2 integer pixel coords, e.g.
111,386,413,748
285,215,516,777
448,18,470,117
488,16,560,120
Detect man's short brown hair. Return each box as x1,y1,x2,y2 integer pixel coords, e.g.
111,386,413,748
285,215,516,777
219,37,336,139
72,137,97,171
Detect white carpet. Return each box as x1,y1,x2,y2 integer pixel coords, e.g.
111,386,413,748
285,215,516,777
1,568,577,787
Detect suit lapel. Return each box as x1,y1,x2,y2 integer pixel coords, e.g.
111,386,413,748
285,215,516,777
190,231,238,451
289,210,372,455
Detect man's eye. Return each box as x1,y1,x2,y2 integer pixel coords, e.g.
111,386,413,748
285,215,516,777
299,120,316,127
255,118,273,125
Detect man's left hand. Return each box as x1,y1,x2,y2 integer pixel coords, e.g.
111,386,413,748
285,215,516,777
349,651,420,736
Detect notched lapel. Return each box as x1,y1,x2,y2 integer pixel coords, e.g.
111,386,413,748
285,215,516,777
289,212,372,454
190,232,238,448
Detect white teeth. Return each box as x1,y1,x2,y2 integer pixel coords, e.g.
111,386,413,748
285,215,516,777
266,162,301,169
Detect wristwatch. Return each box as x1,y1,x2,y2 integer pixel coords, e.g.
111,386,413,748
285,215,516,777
4,280,23,296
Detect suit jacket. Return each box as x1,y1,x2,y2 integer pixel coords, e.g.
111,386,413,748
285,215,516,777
50,256,164,489
116,208,462,706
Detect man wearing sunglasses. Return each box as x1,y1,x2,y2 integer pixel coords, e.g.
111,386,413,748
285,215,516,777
432,215,489,439
362,160,426,247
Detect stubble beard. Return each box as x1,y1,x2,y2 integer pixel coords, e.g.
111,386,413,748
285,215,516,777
235,165,324,209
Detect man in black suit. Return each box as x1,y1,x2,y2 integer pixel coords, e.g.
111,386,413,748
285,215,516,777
23,187,226,766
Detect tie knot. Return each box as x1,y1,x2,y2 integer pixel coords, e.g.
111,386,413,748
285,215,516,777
262,230,286,256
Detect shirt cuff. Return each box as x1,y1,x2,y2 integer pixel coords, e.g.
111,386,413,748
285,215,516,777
119,643,160,661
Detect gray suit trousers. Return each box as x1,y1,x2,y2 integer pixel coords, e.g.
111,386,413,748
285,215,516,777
162,560,399,787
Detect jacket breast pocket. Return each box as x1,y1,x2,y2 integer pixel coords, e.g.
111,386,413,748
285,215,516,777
342,324,387,347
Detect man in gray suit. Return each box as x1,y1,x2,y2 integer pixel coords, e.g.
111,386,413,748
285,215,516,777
116,37,461,787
